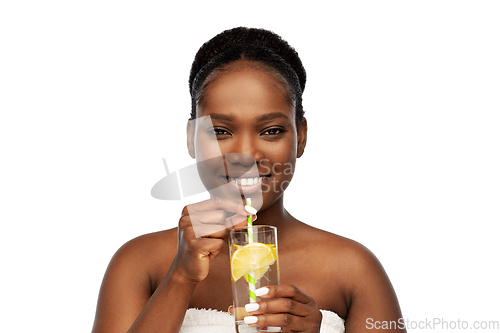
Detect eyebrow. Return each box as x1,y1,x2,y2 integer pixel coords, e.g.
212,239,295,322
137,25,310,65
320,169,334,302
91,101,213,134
208,113,234,121
256,112,289,122
207,112,289,123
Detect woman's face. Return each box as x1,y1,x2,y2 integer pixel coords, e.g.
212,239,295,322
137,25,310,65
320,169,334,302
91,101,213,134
188,61,307,211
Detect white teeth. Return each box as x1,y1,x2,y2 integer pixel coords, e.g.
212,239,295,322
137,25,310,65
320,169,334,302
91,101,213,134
228,177,267,185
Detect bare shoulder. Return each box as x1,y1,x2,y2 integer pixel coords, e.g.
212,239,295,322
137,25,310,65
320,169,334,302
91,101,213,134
296,224,404,330
109,228,179,284
114,228,178,263
301,224,392,290
316,228,380,269
292,223,377,266
284,223,402,312
100,228,179,288
92,228,179,332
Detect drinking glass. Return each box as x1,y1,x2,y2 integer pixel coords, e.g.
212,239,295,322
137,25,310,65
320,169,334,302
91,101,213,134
229,225,281,333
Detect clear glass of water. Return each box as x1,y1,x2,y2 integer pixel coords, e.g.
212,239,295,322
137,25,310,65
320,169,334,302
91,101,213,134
229,225,282,333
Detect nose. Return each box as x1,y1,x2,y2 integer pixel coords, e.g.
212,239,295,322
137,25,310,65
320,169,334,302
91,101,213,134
224,134,264,167
225,152,256,167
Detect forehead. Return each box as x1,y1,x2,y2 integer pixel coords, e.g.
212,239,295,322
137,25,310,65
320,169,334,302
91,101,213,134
197,62,294,119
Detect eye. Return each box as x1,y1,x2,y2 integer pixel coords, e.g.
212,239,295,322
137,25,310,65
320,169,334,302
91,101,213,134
261,127,286,136
210,127,232,138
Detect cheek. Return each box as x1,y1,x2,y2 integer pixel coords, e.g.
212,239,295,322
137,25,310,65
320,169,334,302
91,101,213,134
197,157,223,178
271,134,298,162
195,155,226,193
271,158,296,178
194,131,223,161
263,139,297,176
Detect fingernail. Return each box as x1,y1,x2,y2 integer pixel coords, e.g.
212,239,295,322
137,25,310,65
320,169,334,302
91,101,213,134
244,316,258,324
255,287,269,296
245,303,259,312
245,206,257,215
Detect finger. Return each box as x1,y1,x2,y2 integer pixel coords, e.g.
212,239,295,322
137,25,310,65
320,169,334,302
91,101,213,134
179,214,226,239
193,224,228,238
196,237,225,259
186,197,248,216
226,213,256,229
199,213,255,237
244,313,309,332
189,210,231,238
195,237,224,250
198,213,256,237
255,285,317,307
178,215,196,238
182,202,256,238
190,210,226,225
245,298,311,317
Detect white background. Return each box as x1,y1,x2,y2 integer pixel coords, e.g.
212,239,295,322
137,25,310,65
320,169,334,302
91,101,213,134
1,1,499,332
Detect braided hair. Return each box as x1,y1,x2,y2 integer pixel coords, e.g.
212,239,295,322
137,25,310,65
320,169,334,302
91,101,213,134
189,27,307,127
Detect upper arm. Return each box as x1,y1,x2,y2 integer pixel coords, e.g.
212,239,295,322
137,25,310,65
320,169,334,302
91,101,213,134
91,235,163,333
342,242,406,333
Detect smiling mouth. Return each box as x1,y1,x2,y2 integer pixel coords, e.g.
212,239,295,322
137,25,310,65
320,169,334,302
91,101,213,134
224,176,270,186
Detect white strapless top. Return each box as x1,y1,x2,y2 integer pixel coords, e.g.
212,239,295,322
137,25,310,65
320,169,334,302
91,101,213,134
180,308,345,333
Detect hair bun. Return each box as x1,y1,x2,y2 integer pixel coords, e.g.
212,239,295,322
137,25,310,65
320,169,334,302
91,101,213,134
189,27,306,93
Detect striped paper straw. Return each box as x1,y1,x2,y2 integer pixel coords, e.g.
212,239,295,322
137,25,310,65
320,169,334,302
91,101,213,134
246,198,256,303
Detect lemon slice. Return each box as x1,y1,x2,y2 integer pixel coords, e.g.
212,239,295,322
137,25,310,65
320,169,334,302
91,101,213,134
231,243,277,281
244,264,270,282
265,244,278,260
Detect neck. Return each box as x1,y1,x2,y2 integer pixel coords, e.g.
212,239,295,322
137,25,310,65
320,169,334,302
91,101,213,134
252,195,285,226
251,195,300,247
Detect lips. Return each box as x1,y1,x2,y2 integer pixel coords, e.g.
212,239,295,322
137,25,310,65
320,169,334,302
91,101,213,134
221,175,270,195
227,176,270,186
